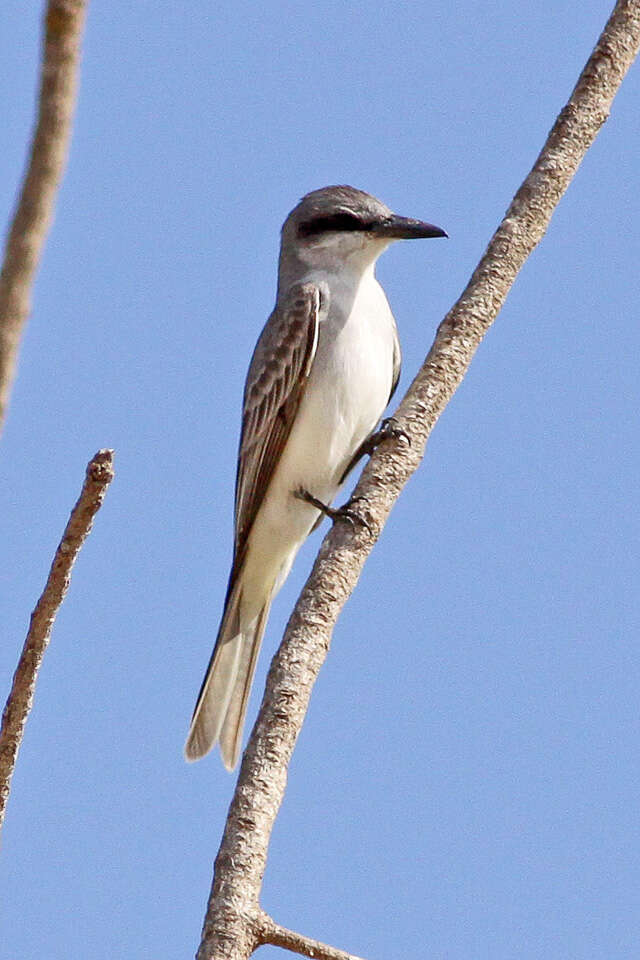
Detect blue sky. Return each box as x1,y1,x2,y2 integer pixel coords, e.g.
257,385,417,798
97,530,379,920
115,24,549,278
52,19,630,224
1,2,639,958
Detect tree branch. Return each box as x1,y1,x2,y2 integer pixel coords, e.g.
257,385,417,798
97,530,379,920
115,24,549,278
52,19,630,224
0,0,88,436
196,3,640,958
0,449,114,836
258,913,367,960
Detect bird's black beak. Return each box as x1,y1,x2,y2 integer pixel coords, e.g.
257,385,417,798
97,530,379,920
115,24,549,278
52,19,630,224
372,215,447,240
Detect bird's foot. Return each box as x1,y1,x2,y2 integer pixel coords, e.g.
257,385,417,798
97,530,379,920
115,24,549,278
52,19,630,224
338,418,411,484
295,488,372,535
362,417,411,456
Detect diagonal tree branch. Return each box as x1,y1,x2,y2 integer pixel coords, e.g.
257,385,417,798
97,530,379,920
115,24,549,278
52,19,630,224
0,449,114,837
196,3,640,958
0,0,88,437
258,913,367,960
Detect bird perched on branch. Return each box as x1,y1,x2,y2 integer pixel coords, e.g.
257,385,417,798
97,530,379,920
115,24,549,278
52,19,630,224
185,185,446,768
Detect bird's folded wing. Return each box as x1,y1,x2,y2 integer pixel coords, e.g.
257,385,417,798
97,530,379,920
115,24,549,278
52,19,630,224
231,282,320,577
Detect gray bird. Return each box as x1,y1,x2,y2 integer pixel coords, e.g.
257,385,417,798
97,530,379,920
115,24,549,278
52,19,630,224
185,185,446,767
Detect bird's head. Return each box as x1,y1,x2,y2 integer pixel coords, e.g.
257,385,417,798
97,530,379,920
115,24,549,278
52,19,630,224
279,185,446,281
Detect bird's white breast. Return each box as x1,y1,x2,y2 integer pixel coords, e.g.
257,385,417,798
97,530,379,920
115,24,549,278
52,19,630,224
239,265,397,613
283,264,396,498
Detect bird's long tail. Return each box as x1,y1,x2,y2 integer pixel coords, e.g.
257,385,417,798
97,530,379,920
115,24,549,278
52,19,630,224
184,588,271,768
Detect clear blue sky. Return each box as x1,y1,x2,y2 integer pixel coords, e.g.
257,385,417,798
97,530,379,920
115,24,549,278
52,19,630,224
2,2,639,958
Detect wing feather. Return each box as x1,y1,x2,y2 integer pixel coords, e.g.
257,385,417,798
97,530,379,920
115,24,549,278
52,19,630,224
231,282,320,579
388,323,402,405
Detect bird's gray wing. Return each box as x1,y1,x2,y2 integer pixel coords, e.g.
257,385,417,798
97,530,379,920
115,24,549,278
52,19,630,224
231,281,320,579
388,323,402,404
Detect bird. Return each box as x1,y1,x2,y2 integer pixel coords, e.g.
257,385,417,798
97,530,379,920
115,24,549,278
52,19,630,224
185,185,446,768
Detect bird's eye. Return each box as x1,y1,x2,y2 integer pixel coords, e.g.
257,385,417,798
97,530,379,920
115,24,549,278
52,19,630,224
298,213,366,238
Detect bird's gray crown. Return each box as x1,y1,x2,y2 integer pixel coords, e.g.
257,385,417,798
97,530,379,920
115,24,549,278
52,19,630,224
282,185,393,239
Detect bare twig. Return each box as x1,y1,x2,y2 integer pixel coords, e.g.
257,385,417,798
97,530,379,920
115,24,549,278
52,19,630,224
259,914,367,960
0,449,114,835
197,3,640,958
0,0,88,436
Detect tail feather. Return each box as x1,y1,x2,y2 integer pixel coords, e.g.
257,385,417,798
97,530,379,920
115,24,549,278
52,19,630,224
184,589,271,766
219,603,270,769
184,587,242,762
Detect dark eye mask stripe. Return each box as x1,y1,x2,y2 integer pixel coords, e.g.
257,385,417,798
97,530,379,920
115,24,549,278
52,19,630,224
298,213,372,238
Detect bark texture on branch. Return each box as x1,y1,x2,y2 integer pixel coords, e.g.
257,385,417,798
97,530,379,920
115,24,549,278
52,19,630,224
197,3,640,958
0,449,114,835
258,914,367,960
0,0,88,435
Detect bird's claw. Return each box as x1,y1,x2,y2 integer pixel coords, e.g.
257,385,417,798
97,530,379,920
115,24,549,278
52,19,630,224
295,488,372,536
333,499,372,536
361,417,411,457
378,417,411,447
